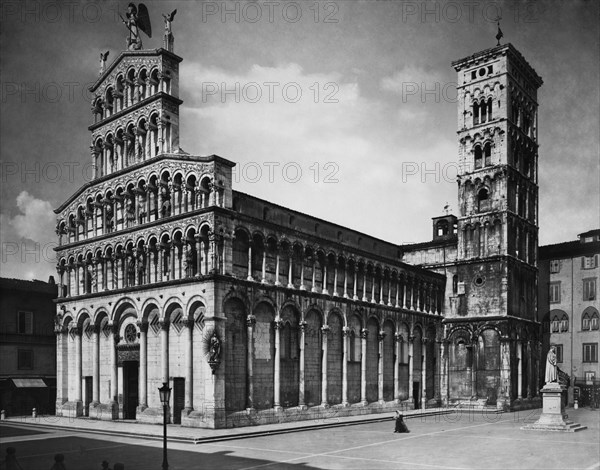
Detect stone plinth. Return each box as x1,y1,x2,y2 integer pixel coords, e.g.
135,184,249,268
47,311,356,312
521,383,586,432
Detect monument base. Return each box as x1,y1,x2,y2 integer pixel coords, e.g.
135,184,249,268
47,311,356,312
521,382,586,432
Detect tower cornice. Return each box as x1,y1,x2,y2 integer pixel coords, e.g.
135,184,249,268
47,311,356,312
452,43,543,88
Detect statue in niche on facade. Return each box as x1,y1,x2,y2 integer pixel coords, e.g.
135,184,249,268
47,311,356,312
136,250,145,283
127,255,136,285
160,187,171,217
121,3,152,51
209,332,221,362
545,345,558,384
125,199,135,227
184,246,194,277
105,205,114,232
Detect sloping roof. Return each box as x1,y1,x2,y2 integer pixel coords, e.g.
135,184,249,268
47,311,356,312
0,277,57,295
539,240,600,259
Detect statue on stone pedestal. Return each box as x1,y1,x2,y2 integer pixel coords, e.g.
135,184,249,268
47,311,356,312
99,51,109,76
545,345,558,384
162,9,177,52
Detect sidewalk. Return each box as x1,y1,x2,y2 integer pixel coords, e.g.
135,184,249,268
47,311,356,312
2,407,456,444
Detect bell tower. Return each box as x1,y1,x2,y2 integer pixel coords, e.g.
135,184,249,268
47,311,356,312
448,43,543,409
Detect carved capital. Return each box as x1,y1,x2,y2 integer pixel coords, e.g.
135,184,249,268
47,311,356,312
246,314,256,327
360,328,369,339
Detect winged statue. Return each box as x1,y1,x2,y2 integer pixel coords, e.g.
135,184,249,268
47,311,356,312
121,3,152,50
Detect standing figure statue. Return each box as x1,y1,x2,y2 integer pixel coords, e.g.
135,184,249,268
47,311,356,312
99,51,109,76
121,3,152,51
162,9,177,51
545,345,558,384
209,332,221,362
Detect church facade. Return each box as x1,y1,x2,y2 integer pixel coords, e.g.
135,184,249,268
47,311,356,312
53,24,543,428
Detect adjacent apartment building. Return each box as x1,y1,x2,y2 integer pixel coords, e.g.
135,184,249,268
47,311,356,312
0,278,58,415
539,229,600,405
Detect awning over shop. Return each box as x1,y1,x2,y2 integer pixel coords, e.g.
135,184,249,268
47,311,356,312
11,378,47,388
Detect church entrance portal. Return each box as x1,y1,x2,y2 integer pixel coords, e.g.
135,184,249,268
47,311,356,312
123,361,139,419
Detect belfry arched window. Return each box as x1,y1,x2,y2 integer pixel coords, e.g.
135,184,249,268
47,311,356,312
473,101,480,125
484,142,492,166
477,187,490,212
474,145,483,169
480,99,487,123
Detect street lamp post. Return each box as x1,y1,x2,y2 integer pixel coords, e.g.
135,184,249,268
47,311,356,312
158,382,171,470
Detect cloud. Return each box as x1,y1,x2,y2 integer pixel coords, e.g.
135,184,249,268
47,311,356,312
0,191,56,280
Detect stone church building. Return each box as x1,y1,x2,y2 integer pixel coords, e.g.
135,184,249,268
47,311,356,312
54,21,543,427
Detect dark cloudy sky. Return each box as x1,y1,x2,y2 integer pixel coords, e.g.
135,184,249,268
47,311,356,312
1,0,598,281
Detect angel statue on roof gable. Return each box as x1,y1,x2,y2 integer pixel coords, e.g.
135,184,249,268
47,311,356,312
121,3,152,50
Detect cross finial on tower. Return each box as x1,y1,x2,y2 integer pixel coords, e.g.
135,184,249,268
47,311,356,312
443,203,451,215
495,17,504,46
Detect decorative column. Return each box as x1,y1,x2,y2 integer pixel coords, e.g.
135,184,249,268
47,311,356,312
404,277,410,309
55,325,67,408
74,262,80,296
440,339,449,406
370,271,376,303
517,341,523,400
274,319,282,411
184,317,194,414
159,320,169,385
360,328,368,405
298,320,307,408
378,331,385,403
395,277,400,308
362,268,368,302
322,262,328,295
74,327,83,407
421,337,427,409
379,273,385,305
92,325,100,405
526,341,533,398
498,336,512,410
170,243,176,280
246,315,256,410
407,335,414,404
394,333,401,403
468,342,477,398
342,326,350,406
343,263,349,298
109,322,118,412
333,261,339,296
261,248,267,283
274,244,281,286
353,265,359,301
299,255,305,290
311,257,317,293
138,322,148,409
321,325,330,406
287,249,294,288
195,235,202,276
247,242,253,281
